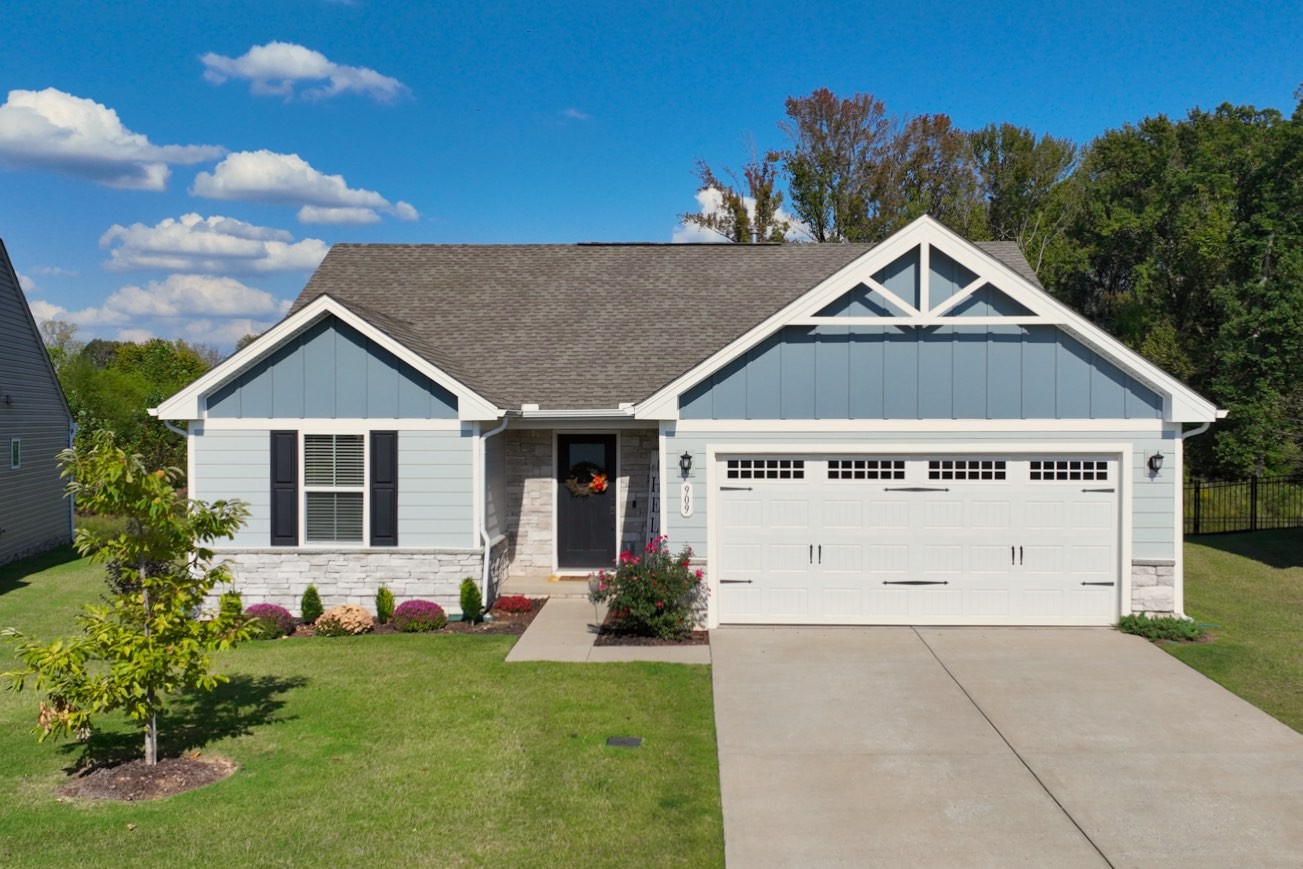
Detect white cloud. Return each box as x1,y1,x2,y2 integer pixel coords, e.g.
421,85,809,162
26,298,129,327
671,186,812,243
101,212,329,273
16,272,37,294
0,88,224,190
105,274,292,318
31,265,78,277
297,205,381,225
563,107,591,121
201,42,408,103
191,150,419,222
183,318,278,345
115,328,155,343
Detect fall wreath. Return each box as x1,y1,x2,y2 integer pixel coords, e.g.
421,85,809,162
564,461,609,497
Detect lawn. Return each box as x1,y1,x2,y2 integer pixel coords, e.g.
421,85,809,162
0,551,724,868
1171,529,1303,733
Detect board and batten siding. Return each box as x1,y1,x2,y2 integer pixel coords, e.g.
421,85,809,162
663,428,1178,563
0,244,73,562
194,427,476,548
679,325,1163,421
207,316,458,419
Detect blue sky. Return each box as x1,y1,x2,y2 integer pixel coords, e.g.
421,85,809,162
2,0,1299,347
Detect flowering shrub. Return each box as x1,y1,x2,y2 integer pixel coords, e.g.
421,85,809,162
588,536,708,639
245,603,295,639
314,604,374,637
493,595,533,615
392,600,448,633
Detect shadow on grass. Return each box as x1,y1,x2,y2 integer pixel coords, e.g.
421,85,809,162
0,546,84,599
1188,528,1303,570
62,673,308,771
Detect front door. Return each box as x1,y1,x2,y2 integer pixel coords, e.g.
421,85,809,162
557,434,618,569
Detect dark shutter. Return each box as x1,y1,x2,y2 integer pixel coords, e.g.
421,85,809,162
270,431,298,546
370,431,398,546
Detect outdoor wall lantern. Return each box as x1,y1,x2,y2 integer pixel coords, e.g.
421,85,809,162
1148,452,1164,474
679,451,693,475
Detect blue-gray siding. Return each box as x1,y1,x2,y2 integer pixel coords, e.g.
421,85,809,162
679,325,1163,420
663,428,1178,562
208,316,458,419
194,427,475,549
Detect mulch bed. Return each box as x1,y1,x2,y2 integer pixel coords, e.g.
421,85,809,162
287,598,547,638
60,754,235,801
594,615,710,647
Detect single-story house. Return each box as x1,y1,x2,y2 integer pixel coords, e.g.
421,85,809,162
154,216,1223,626
0,239,75,565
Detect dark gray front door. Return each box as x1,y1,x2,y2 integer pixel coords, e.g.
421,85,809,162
557,434,617,569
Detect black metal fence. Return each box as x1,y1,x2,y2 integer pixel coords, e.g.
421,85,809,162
1185,475,1303,535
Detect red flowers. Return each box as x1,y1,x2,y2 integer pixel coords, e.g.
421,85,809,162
589,472,608,493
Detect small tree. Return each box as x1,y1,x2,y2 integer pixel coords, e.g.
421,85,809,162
1,430,251,765
460,578,483,624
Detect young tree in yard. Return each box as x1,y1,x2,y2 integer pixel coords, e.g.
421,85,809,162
1,431,251,765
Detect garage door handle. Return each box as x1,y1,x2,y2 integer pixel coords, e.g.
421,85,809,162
1081,581,1115,586
883,580,950,585
809,544,813,564
883,486,951,492
720,579,753,584
1082,487,1115,493
1019,546,1023,565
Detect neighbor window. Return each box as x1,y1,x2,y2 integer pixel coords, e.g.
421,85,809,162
303,434,364,543
9,438,19,469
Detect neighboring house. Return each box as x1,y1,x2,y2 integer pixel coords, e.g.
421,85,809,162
0,240,74,565
155,217,1223,625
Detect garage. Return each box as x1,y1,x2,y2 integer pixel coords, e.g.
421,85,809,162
715,453,1120,626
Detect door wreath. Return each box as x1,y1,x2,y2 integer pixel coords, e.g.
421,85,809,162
564,461,609,496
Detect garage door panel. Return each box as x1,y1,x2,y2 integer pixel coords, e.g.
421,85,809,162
967,588,1011,617
865,587,910,616
768,543,811,573
867,500,910,528
969,544,1013,573
823,587,863,617
1023,545,1064,572
821,500,863,529
922,544,963,573
923,501,964,529
1072,501,1113,529
866,544,910,573
914,588,964,617
1024,500,1067,529
821,543,862,572
969,501,1011,529
721,499,763,529
768,587,809,617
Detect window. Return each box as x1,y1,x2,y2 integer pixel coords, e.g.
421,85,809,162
303,434,365,543
726,458,804,480
9,438,19,469
828,459,904,480
928,459,1006,481
1030,459,1108,481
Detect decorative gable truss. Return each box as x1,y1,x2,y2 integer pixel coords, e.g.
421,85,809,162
636,217,1221,423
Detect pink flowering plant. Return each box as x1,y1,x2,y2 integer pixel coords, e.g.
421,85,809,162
588,535,708,639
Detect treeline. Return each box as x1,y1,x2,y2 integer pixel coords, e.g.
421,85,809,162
685,89,1303,478
42,321,218,480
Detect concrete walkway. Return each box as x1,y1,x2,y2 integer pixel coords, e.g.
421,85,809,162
713,627,1303,868
504,597,711,664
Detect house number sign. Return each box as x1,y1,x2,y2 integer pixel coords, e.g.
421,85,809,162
679,482,694,518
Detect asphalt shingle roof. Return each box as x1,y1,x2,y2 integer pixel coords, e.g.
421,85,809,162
290,241,1045,410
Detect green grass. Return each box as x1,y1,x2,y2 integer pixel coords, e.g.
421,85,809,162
0,551,723,868
1170,530,1303,733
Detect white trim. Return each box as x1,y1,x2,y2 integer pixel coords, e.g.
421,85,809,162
198,417,466,432
634,216,1221,424
299,431,368,547
659,422,670,546
550,430,621,573
509,417,656,431
153,294,502,422
673,419,1167,433
790,316,1050,327
703,440,1132,629
1173,425,1185,616
518,408,634,419
187,423,199,500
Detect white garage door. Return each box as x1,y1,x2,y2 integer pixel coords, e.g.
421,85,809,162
715,454,1120,626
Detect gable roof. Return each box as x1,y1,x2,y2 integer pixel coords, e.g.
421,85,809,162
288,238,1045,411
0,239,72,423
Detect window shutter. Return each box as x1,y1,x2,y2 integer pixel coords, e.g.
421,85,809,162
370,431,398,546
270,431,298,546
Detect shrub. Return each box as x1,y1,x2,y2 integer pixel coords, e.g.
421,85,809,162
219,590,243,620
315,604,374,637
588,535,708,639
460,578,483,624
375,586,395,625
392,600,448,632
300,585,323,624
493,595,533,615
1118,613,1206,642
245,604,295,639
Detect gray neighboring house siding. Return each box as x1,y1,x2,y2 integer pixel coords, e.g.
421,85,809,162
0,241,73,565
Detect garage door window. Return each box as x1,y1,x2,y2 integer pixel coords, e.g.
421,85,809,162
928,459,1006,481
828,459,905,480
726,458,805,480
1030,459,1108,481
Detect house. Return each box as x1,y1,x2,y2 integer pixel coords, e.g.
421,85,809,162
154,217,1222,625
0,240,74,565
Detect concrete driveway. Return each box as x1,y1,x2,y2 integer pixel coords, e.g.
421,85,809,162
712,627,1303,868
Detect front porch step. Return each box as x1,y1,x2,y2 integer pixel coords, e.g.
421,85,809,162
497,576,594,600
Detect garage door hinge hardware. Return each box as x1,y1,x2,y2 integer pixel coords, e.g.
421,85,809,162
720,579,753,584
1081,581,1115,586
883,580,950,585
720,486,753,491
883,486,951,492
1082,487,1115,493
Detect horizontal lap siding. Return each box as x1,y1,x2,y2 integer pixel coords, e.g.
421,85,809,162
0,427,71,561
663,429,1176,562
193,429,271,547
398,430,475,547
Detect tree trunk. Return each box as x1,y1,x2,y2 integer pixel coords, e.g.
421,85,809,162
145,704,157,765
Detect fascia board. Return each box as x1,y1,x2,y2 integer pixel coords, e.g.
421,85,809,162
154,294,503,421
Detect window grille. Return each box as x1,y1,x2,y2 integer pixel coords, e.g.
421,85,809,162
927,459,1006,481
1029,459,1108,481
828,459,904,480
726,458,805,480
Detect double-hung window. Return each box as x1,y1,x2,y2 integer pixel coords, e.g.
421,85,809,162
303,434,365,543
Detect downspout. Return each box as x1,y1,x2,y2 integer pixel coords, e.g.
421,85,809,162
480,416,510,606
1173,417,1220,618
68,422,78,541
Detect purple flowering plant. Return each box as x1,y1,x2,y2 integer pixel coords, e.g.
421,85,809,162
588,535,708,639
392,599,448,633
244,603,295,639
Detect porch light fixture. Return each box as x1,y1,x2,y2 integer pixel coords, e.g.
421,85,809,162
679,451,693,475
1147,452,1164,474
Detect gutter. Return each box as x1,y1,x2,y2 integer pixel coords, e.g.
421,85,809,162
479,416,511,605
